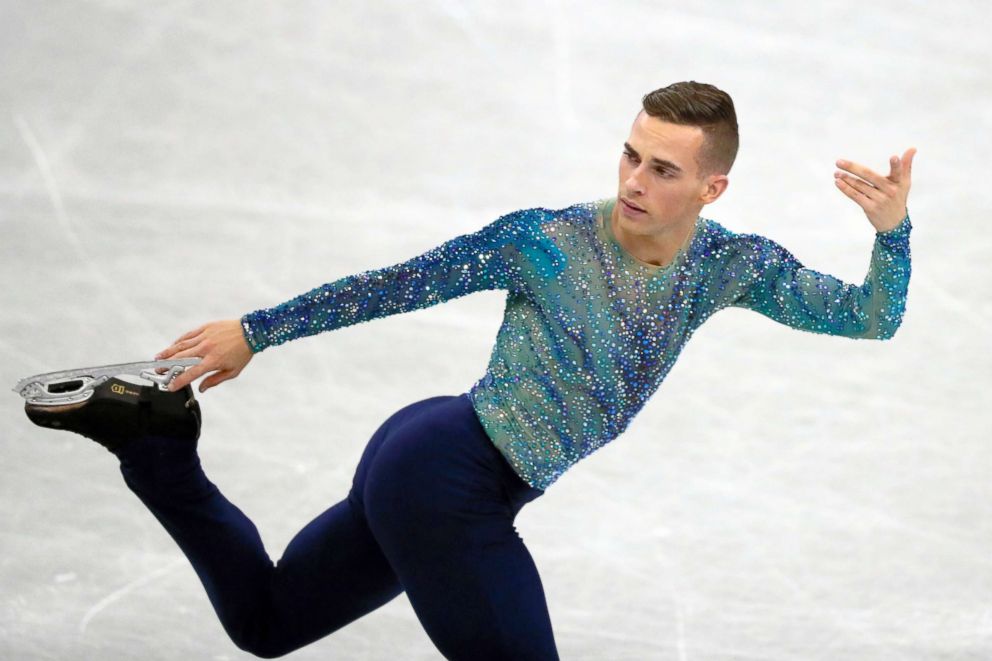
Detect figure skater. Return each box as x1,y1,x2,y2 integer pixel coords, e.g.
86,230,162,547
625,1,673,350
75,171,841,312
23,81,915,660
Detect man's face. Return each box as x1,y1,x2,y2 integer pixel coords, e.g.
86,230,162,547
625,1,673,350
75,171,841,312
616,111,727,235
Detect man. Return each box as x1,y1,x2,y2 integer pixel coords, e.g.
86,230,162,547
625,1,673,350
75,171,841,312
26,81,914,659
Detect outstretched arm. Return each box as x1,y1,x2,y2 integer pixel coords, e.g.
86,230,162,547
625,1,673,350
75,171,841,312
157,210,536,392
730,148,916,339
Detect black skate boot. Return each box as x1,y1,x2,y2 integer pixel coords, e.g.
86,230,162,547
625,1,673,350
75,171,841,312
24,376,201,452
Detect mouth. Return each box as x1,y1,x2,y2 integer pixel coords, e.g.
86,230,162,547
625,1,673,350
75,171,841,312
620,197,645,214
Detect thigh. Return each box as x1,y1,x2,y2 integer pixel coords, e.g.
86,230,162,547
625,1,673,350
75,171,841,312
363,395,559,660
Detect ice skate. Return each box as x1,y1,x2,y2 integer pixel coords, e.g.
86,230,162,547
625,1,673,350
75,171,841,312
12,359,203,451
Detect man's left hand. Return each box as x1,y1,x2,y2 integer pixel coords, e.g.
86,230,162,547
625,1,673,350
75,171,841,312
834,147,916,233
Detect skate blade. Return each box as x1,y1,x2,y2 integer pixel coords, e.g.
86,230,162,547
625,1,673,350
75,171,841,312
12,358,202,406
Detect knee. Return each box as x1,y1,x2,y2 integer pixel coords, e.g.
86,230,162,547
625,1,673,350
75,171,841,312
223,611,297,659
228,629,292,659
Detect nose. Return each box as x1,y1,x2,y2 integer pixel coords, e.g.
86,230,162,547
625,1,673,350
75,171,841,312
624,167,645,195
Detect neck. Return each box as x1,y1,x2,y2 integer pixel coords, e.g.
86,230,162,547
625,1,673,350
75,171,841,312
610,202,697,267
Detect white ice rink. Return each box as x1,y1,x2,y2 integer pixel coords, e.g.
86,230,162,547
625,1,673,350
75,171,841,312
2,1,990,659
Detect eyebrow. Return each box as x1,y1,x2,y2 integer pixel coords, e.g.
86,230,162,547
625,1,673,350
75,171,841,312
623,142,684,174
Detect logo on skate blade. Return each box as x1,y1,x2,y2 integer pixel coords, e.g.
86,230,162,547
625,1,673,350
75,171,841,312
110,383,139,397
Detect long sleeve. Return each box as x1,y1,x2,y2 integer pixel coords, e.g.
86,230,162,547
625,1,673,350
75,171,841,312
240,211,532,353
729,214,912,339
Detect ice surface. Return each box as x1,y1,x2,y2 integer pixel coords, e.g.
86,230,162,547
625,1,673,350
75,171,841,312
1,1,989,659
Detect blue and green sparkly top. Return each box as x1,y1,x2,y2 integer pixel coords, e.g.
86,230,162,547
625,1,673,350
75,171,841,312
241,198,912,491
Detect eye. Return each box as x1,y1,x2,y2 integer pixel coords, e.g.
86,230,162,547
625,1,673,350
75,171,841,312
624,151,639,162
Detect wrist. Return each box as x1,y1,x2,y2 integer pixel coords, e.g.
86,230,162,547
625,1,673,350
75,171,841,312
240,314,267,354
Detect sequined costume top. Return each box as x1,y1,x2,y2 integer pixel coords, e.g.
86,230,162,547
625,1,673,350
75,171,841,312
240,198,913,490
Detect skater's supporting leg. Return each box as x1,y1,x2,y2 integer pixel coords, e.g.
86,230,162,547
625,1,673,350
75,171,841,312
359,394,559,661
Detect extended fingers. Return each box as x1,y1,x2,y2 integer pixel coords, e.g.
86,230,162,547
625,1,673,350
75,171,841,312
839,149,917,188
835,159,888,190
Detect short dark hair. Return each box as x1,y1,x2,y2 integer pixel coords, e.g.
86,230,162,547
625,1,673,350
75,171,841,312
641,81,739,179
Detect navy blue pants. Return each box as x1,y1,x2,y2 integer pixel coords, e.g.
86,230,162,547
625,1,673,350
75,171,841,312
116,393,559,660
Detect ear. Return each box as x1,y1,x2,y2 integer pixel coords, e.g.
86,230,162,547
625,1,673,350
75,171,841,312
701,174,729,203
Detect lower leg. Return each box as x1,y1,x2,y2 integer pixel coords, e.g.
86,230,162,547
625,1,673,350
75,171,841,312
116,436,276,651
117,436,404,658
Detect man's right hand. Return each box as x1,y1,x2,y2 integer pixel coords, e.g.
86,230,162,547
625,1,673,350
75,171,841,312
155,319,254,393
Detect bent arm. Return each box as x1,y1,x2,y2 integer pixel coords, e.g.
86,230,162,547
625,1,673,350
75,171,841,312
730,214,912,339
240,213,523,353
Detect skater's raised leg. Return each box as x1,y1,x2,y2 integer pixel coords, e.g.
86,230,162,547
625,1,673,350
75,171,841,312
24,372,406,658
112,402,406,658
